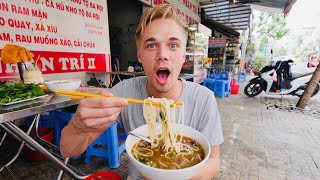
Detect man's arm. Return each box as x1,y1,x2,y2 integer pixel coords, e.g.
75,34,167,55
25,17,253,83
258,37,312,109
60,91,128,158
189,145,221,180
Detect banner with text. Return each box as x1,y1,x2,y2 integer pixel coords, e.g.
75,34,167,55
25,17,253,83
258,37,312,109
0,0,110,78
152,0,200,24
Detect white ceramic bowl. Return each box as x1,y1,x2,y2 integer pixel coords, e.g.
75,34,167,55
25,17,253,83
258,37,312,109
126,124,211,180
44,79,81,92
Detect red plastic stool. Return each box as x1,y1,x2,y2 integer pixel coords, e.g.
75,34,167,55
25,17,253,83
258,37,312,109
84,171,121,180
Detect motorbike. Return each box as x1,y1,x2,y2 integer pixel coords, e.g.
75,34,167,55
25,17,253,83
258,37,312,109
244,60,320,97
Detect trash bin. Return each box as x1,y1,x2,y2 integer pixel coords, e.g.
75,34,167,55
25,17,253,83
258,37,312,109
230,84,240,94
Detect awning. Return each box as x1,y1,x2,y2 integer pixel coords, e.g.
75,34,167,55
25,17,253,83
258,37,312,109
200,0,297,31
201,0,252,30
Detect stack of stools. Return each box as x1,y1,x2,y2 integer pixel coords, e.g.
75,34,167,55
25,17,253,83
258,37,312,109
203,78,215,91
84,123,127,168
204,72,230,98
213,80,230,98
238,71,247,81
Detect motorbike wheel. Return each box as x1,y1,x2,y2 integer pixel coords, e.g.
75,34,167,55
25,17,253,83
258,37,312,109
244,82,263,97
295,83,320,97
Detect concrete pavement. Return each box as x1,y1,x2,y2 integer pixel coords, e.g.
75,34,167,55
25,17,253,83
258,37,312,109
217,78,320,180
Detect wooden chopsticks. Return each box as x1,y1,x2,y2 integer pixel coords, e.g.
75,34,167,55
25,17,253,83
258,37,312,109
55,90,183,107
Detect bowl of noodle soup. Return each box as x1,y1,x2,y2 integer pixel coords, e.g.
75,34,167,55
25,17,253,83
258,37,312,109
125,123,211,180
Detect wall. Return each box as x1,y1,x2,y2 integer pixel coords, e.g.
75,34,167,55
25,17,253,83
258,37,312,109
108,0,142,71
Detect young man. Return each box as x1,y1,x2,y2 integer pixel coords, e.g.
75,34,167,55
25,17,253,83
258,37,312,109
60,4,223,179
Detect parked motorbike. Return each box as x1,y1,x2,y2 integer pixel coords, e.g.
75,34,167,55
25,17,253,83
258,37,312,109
244,60,320,97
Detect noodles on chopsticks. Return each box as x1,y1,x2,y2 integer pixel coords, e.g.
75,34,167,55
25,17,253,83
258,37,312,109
143,97,184,152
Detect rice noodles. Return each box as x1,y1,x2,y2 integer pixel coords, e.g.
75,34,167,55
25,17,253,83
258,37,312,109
130,97,205,170
143,97,184,152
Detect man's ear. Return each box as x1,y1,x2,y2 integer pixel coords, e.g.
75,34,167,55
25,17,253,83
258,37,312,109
137,51,142,63
182,51,186,61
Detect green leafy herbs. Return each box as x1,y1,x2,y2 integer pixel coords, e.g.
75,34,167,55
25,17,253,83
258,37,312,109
139,157,150,163
0,82,45,105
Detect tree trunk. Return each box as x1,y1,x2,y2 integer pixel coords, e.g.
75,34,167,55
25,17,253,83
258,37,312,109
296,63,320,108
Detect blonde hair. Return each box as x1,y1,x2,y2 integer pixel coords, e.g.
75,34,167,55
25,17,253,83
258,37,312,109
135,4,189,46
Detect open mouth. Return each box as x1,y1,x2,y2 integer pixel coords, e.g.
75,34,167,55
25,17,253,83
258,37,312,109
156,68,170,84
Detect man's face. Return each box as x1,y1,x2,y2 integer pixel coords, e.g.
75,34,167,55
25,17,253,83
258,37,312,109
137,18,186,95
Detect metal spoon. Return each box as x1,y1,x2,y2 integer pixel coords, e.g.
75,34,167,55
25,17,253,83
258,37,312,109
128,131,151,143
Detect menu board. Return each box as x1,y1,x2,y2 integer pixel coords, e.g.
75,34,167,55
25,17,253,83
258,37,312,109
0,0,110,79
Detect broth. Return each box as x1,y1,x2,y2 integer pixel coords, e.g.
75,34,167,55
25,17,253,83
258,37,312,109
131,135,205,169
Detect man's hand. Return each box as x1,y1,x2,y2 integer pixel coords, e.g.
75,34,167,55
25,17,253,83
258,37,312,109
188,146,221,180
71,90,128,133
60,90,128,157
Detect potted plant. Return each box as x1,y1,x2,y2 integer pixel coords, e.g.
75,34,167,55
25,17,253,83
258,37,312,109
252,56,267,75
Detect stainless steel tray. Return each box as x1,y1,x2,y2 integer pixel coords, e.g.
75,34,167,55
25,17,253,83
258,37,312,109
1,94,48,106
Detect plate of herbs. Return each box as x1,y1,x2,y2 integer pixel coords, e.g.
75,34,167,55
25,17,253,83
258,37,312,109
0,82,47,106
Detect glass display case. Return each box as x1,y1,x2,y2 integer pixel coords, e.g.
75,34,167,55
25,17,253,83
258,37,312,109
182,24,211,84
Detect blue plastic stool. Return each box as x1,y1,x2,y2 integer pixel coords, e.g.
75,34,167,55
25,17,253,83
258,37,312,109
84,123,127,168
213,80,230,98
52,110,74,146
27,113,56,129
203,78,215,91
238,71,247,81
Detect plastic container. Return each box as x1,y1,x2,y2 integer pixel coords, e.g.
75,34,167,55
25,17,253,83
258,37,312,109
25,128,54,161
230,78,236,86
84,171,121,180
230,84,240,94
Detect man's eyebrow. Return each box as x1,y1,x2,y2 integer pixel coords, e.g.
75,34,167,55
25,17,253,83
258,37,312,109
169,37,181,41
144,37,156,44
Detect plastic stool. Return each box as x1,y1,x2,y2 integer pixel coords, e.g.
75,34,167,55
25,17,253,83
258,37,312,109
84,123,127,168
203,78,215,91
52,110,74,146
27,113,56,129
238,71,246,81
213,80,230,98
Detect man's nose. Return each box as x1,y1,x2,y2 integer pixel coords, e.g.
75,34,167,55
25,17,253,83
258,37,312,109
156,45,169,61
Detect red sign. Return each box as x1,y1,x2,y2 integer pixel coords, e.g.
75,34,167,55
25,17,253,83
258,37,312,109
0,50,109,78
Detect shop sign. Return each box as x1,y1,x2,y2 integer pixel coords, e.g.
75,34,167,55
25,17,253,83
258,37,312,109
209,38,227,48
152,0,200,24
0,0,110,79
138,0,152,6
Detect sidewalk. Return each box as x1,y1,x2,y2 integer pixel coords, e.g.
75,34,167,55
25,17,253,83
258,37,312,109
1,77,320,179
217,78,320,180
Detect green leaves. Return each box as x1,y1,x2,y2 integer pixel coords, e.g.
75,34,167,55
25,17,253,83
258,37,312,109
0,82,45,105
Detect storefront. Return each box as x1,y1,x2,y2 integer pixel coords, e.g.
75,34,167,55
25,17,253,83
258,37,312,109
0,0,207,86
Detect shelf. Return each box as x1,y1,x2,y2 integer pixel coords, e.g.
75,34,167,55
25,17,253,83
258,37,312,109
186,52,205,56
189,42,205,47
209,53,224,55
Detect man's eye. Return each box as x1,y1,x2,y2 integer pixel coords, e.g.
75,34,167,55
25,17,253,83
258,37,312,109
170,44,177,48
147,44,156,48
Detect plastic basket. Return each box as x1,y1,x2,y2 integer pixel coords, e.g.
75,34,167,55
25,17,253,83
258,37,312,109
230,84,240,94
84,171,121,180
25,128,54,161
